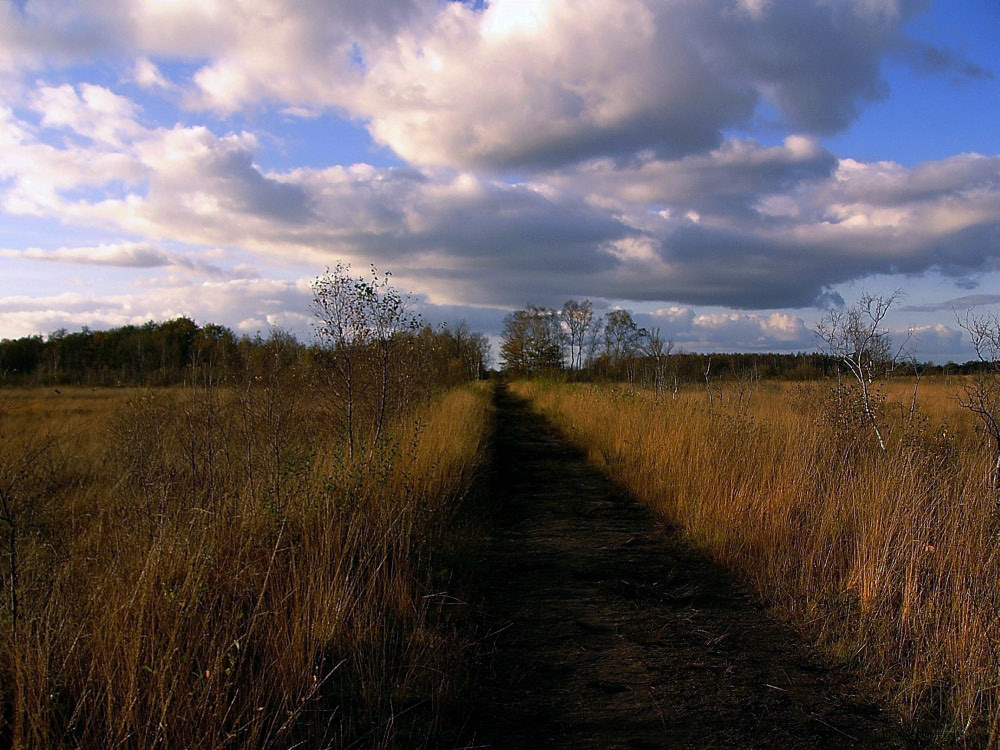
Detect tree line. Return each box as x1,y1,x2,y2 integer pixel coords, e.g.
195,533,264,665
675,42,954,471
0,271,490,394
499,300,984,388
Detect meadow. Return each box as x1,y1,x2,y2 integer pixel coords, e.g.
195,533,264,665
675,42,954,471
0,379,492,748
514,376,1000,743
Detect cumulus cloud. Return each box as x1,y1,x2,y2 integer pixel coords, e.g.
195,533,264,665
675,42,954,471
0,279,316,340
1,0,989,171
0,0,428,105
131,57,172,90
4,91,1000,313
0,102,632,302
545,148,1000,309
632,306,813,351
905,324,966,359
348,0,957,169
30,83,144,146
0,104,144,214
693,311,811,348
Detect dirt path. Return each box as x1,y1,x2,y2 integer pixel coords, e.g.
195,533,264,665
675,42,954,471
464,385,917,749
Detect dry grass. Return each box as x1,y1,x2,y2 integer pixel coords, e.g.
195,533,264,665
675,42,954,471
0,381,492,748
514,376,1000,742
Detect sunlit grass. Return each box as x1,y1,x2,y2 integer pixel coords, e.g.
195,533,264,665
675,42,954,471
0,381,492,748
515,377,999,742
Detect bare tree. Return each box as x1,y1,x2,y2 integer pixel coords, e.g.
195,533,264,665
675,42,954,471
361,269,420,457
815,291,909,451
562,299,595,371
956,310,1000,490
704,357,714,407
645,327,674,397
583,314,605,370
311,264,418,462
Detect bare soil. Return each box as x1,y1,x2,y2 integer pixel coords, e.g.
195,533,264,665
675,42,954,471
462,384,920,749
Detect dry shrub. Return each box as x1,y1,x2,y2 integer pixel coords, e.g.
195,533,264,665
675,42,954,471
0,381,491,749
515,378,1000,742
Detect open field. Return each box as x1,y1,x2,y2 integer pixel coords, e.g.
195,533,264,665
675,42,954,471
514,376,1000,743
0,381,492,748
6,372,1000,746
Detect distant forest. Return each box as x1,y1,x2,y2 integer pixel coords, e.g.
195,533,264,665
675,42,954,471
566,348,985,386
0,317,490,388
0,314,985,388
498,302,986,386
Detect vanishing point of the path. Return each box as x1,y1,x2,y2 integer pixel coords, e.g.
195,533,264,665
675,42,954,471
465,385,918,749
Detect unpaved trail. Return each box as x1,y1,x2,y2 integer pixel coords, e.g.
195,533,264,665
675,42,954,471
464,385,917,749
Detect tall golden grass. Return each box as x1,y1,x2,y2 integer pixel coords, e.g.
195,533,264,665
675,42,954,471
514,377,1000,742
0,381,491,748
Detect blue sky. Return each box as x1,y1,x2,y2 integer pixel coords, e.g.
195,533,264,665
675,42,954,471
1,0,999,362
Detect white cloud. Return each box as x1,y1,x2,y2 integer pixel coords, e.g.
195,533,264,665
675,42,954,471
907,323,965,358
2,1,987,171
633,307,813,351
0,276,512,344
3,89,1000,314
30,83,144,146
0,105,144,214
131,57,172,90
693,311,811,347
0,278,316,340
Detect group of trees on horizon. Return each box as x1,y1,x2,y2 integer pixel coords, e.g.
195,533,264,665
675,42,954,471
3,292,996,392
498,299,991,387
0,314,490,390
499,300,847,386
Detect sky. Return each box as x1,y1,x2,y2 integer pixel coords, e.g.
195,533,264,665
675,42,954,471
1,0,999,363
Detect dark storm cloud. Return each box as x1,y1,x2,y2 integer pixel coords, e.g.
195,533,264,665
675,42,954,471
626,217,1000,311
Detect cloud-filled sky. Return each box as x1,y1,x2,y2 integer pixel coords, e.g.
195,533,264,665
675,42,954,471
1,0,998,361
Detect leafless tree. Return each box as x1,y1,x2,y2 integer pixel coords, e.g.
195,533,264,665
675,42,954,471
645,327,674,397
816,291,909,451
311,264,418,462
562,299,595,371
704,357,714,407
956,310,1000,490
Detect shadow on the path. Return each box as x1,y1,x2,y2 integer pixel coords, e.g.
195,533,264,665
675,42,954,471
463,384,917,750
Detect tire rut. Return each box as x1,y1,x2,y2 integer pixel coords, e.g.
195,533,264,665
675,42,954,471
464,384,917,749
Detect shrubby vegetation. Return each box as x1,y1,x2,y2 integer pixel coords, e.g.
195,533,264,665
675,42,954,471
0,265,492,748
